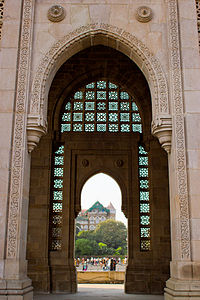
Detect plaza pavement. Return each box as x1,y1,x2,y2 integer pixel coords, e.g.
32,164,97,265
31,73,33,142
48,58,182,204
34,284,164,300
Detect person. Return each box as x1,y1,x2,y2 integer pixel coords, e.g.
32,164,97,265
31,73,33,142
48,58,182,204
110,258,114,271
113,259,116,271
83,261,87,271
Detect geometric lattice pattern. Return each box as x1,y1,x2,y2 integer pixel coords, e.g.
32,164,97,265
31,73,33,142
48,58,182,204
0,0,4,40
196,0,200,49
61,80,142,134
138,145,151,251
50,144,64,251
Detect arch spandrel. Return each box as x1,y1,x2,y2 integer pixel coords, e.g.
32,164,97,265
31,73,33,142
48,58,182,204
27,23,172,153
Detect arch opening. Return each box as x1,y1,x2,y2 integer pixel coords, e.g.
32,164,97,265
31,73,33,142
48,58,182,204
80,172,126,227
27,44,171,296
75,172,128,284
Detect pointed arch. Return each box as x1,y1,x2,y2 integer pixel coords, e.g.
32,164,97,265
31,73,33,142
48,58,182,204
27,23,172,152
76,168,128,218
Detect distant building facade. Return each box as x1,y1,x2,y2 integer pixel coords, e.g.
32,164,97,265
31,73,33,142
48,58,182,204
76,201,116,231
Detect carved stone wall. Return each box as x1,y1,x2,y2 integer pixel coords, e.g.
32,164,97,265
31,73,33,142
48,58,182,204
167,0,190,260
6,0,35,259
28,23,170,137
1,0,200,298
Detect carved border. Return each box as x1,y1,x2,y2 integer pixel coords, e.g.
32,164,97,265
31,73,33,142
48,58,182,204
0,0,5,40
6,0,34,258
167,0,190,259
29,23,170,129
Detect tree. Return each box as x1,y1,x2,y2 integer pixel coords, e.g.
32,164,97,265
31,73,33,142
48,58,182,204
75,220,128,257
75,238,99,256
75,222,82,239
94,219,127,252
77,230,94,240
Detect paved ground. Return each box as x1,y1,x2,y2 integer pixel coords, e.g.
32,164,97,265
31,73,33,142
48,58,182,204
34,284,164,300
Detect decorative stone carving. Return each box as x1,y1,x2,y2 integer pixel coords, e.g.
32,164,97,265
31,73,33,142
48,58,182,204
27,115,47,152
47,5,65,23
167,0,190,260
82,159,89,167
136,6,153,23
151,116,172,154
115,159,124,168
29,23,169,139
196,0,200,49
6,0,34,259
0,0,4,40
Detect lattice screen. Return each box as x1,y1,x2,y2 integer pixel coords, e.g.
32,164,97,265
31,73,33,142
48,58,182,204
196,0,200,49
60,80,142,134
138,145,151,251
0,0,4,40
50,144,64,251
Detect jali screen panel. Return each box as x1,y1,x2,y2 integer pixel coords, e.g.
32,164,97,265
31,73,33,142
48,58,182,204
60,81,142,134
50,144,64,251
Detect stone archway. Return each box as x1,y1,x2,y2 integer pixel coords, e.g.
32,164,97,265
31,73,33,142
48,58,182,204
27,51,171,294
3,0,195,298
27,23,172,154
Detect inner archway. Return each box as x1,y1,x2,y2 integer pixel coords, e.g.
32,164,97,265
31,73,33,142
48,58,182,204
75,172,127,285
81,173,126,226
27,45,171,295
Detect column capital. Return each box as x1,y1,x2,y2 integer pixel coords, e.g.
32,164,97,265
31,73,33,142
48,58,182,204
27,114,47,153
151,115,172,154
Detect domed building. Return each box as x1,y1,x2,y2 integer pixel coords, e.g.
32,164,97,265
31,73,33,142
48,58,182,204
76,201,116,231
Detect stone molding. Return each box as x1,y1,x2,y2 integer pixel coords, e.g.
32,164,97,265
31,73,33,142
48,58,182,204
6,0,35,258
27,115,47,152
167,0,190,259
136,6,153,23
29,23,170,146
47,5,65,23
0,0,4,40
151,115,172,153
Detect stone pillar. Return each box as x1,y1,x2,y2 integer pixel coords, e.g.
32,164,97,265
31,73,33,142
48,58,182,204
49,145,77,293
125,140,141,293
164,0,200,298
0,0,35,298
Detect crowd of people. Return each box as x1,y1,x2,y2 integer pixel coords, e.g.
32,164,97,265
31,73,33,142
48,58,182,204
75,257,128,271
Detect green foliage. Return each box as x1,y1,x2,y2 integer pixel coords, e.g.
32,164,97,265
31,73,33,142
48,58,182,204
75,219,127,257
75,223,82,239
114,246,122,256
75,238,99,256
98,242,107,249
94,219,127,250
77,230,94,240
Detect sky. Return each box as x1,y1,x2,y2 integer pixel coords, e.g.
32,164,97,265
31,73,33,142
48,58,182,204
81,173,127,226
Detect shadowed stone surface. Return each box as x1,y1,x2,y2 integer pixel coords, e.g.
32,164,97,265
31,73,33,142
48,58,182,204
34,284,164,300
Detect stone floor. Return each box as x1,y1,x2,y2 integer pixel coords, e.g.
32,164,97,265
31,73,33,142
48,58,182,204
34,284,164,300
